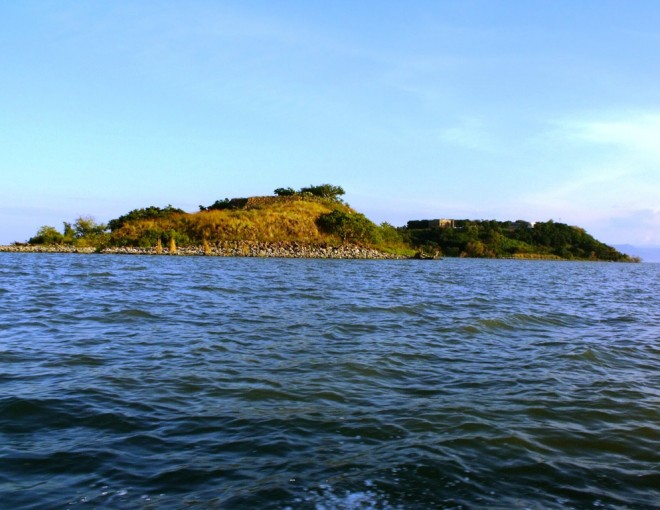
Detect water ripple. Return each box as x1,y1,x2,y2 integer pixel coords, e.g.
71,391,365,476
0,254,658,509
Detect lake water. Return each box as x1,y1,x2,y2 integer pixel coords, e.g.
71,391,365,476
1,253,658,509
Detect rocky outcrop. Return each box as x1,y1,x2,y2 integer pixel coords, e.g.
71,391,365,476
0,245,97,254
0,242,403,259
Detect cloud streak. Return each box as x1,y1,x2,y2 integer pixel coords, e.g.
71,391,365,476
438,117,503,153
512,111,660,244
566,113,660,157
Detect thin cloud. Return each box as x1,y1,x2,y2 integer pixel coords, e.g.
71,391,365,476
561,112,660,157
514,112,660,244
438,117,503,153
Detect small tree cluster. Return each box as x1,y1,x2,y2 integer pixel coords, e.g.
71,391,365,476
405,218,634,260
316,210,380,245
107,205,184,231
273,187,297,197
274,184,345,202
29,226,64,245
29,217,108,247
199,198,248,211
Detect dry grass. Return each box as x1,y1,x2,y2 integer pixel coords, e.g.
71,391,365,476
185,200,347,244
110,198,353,247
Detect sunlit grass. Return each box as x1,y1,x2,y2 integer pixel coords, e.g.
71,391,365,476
110,198,354,247
105,196,413,256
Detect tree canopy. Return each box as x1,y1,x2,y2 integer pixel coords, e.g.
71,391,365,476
405,219,633,261
107,205,184,231
274,184,345,201
23,185,636,261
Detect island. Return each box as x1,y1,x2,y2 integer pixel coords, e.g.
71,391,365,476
1,184,640,262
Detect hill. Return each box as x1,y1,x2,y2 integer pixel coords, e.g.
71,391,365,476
23,185,413,257
405,219,638,262
16,185,638,262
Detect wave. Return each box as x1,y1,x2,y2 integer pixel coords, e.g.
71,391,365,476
1,255,658,509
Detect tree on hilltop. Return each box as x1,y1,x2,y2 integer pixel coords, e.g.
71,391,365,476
107,205,184,231
299,184,345,200
274,187,296,196
274,184,346,202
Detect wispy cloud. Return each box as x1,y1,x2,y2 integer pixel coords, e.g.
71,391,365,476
604,209,660,245
438,117,502,153
516,111,660,244
565,113,660,157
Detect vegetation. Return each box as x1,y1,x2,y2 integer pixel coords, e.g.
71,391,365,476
405,219,636,261
107,205,184,231
85,184,414,255
316,210,380,244
299,184,345,201
275,184,345,201
29,216,109,248
29,225,64,245
24,184,636,261
198,198,247,212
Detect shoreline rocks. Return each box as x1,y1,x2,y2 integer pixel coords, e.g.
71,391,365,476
0,245,98,254
0,242,405,259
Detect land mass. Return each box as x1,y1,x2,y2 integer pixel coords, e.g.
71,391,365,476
1,185,639,262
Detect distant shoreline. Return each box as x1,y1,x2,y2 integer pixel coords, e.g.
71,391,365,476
0,243,641,262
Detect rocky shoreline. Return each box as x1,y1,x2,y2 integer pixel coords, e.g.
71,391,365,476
0,242,405,259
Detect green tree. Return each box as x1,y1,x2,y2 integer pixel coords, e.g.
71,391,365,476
463,240,487,257
317,210,380,244
379,222,405,245
28,226,64,245
299,184,345,201
108,205,184,230
71,216,108,247
73,216,106,238
274,187,297,196
63,222,76,244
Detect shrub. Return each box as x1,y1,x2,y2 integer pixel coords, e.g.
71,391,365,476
107,205,184,231
70,216,109,247
274,187,296,196
299,184,345,201
29,225,64,245
317,210,380,245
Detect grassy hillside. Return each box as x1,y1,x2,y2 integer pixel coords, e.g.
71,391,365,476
27,188,412,256
110,197,352,246
23,185,637,261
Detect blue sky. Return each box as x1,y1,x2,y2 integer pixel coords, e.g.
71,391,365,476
2,1,659,247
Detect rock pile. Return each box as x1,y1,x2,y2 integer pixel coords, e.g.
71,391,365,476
0,245,97,254
0,242,404,259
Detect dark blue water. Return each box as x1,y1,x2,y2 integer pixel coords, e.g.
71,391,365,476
1,253,658,509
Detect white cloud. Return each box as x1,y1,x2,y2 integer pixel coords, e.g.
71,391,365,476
590,208,660,246
561,112,660,158
438,117,502,153
511,112,660,245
